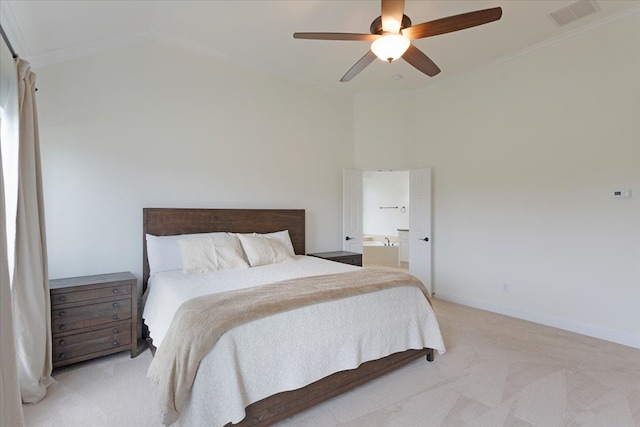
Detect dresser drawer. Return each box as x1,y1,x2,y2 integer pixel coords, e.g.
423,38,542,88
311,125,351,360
51,284,132,306
51,298,131,333
52,324,132,364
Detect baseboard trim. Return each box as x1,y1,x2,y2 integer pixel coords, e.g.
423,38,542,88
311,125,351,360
435,292,640,349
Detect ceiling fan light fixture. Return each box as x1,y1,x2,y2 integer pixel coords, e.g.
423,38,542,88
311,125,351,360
371,34,410,62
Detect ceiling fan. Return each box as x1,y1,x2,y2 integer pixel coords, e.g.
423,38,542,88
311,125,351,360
293,0,502,82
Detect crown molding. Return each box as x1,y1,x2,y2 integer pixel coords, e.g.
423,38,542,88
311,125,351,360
28,32,148,69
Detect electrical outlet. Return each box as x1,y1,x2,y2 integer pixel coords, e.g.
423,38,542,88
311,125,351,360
502,283,510,292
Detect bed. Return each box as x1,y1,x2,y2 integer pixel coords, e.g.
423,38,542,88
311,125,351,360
141,208,445,426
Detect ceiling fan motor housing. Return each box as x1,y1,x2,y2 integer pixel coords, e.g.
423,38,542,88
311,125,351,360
370,14,413,34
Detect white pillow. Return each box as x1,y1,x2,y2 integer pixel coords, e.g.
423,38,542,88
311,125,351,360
237,234,294,267
146,232,228,275
178,235,249,274
258,230,296,256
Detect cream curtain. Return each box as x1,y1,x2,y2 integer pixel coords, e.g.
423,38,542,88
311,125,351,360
12,58,55,403
0,37,25,426
0,148,24,426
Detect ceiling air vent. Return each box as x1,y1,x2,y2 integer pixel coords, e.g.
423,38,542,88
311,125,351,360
549,0,599,27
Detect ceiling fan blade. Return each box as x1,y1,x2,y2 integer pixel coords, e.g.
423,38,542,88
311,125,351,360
340,51,377,82
293,32,379,41
381,0,405,33
402,7,502,40
402,44,441,77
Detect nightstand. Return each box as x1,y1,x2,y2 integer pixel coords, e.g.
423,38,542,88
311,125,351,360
49,272,138,368
307,251,362,267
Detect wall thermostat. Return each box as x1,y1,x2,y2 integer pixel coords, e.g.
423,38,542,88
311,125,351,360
612,189,632,199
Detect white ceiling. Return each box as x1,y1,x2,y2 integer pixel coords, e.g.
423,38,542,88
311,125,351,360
2,0,639,94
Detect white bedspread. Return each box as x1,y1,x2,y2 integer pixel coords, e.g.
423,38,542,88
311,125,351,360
143,256,446,426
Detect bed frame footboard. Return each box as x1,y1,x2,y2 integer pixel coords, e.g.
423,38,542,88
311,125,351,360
227,347,434,427
145,322,433,426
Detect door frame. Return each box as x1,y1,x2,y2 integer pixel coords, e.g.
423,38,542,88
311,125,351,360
344,167,434,294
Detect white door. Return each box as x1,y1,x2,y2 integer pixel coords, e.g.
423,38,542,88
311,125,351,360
409,168,433,295
343,169,363,253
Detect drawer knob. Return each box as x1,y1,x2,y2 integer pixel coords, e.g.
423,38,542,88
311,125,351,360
112,315,118,320
59,353,66,359
112,341,119,346
59,311,66,317
59,339,66,346
59,296,66,302
112,302,119,308
112,289,120,294
59,324,66,331
113,328,119,334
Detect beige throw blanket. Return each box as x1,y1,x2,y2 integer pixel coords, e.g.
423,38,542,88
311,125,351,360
147,268,430,425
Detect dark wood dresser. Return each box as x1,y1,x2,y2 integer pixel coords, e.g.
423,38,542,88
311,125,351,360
49,272,138,368
307,251,363,267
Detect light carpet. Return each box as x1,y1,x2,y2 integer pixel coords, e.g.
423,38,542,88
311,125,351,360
23,299,640,427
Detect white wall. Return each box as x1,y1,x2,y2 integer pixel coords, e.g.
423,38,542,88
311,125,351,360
414,13,640,347
36,39,354,286
354,92,416,170
363,171,409,237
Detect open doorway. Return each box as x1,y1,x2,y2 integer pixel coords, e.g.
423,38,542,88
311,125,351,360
344,168,433,294
362,170,409,270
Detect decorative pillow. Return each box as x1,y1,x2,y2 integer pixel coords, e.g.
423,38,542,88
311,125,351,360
178,235,249,274
260,230,296,256
237,233,295,267
146,232,229,275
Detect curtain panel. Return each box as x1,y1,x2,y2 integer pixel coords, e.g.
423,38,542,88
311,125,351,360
0,148,24,426
12,58,55,404
0,37,25,426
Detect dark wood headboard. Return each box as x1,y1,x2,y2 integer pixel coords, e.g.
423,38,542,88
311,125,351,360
142,208,305,291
